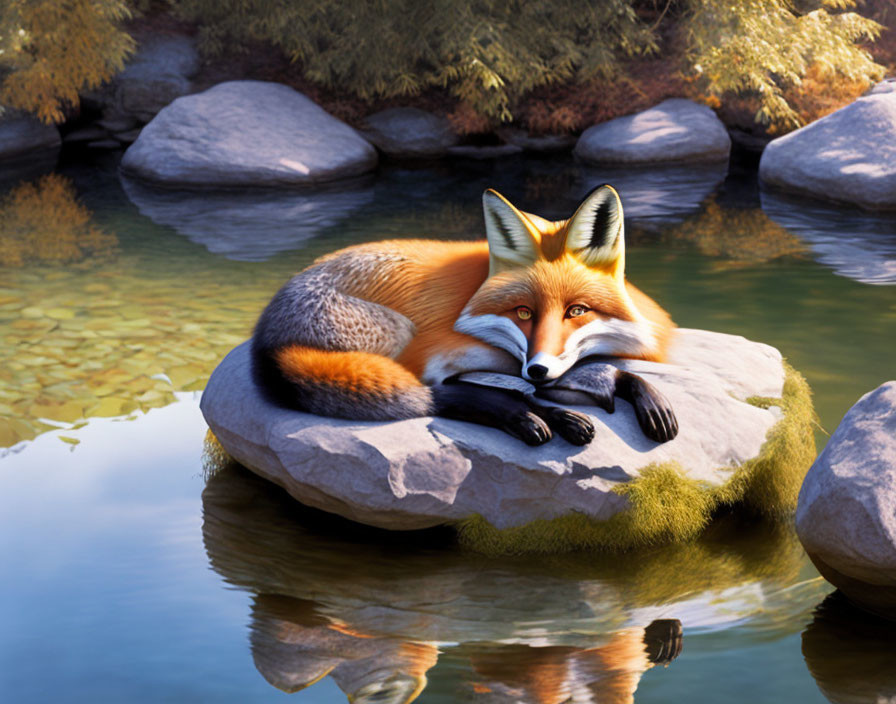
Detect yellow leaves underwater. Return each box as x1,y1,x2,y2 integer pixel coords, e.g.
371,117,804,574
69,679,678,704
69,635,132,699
0,239,280,448
0,174,118,267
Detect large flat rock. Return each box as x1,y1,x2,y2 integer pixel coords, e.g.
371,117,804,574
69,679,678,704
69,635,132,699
120,81,378,187
759,91,896,210
574,99,730,165
797,382,896,618
201,328,787,532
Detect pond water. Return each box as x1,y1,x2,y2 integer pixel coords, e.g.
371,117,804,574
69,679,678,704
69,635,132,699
1,151,895,702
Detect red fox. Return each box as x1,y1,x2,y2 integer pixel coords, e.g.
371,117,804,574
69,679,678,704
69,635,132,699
252,185,678,445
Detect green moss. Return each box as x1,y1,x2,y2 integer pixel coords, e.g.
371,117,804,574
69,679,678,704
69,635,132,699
456,362,817,555
202,428,238,481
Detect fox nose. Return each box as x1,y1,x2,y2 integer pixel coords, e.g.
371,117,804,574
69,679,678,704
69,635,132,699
527,364,548,380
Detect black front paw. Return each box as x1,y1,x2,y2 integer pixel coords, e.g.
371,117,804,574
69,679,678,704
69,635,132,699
621,372,678,443
643,619,683,664
502,410,553,446
537,406,595,446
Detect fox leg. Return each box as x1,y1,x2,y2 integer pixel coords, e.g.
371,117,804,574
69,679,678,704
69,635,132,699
432,382,553,446
536,362,679,443
451,372,595,446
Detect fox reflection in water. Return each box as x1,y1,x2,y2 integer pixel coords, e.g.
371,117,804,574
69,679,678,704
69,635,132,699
250,594,438,702
202,461,806,703
249,591,681,703
465,619,682,703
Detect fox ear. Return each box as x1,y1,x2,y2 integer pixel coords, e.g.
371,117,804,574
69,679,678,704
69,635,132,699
483,189,540,276
565,184,625,272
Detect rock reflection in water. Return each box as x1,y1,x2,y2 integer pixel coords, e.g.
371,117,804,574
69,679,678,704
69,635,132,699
577,163,727,230
802,591,896,704
120,175,375,261
761,191,896,285
201,462,820,702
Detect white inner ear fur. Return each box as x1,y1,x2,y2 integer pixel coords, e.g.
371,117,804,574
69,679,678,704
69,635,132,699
454,312,528,364
565,186,624,268
482,191,540,274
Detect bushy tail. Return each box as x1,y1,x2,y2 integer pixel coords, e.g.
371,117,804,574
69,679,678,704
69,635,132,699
252,342,434,421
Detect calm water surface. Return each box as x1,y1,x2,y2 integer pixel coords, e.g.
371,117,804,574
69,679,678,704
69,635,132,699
1,153,895,702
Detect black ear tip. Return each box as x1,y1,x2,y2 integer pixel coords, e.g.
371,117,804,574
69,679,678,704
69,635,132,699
582,183,620,203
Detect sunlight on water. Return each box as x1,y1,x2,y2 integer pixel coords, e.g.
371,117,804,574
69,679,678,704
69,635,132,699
1,153,895,702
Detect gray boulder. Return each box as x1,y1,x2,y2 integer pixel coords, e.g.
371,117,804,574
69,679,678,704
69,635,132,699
360,107,458,158
202,328,789,534
112,35,200,123
574,99,731,165
0,111,61,162
797,382,896,618
759,91,896,210
867,78,896,96
121,81,378,187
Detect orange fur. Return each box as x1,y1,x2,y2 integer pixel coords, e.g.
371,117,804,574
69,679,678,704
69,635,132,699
274,345,424,394
299,234,673,380
277,190,674,389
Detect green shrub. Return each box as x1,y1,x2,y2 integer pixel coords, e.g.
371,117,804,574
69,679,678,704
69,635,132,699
173,0,883,129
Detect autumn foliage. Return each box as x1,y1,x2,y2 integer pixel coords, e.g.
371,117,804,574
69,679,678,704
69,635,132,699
0,175,118,266
0,0,134,123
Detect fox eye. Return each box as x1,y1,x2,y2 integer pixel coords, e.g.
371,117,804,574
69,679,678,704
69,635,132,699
567,304,588,318
516,307,533,321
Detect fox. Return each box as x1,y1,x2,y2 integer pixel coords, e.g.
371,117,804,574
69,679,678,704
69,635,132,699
251,184,678,446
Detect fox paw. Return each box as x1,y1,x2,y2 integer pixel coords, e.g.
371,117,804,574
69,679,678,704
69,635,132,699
538,406,595,446
502,411,553,446
630,382,678,443
643,619,683,664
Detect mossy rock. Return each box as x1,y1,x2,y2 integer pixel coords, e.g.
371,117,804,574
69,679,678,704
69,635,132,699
201,328,816,554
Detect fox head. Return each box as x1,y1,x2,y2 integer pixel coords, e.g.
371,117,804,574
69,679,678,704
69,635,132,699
455,185,661,382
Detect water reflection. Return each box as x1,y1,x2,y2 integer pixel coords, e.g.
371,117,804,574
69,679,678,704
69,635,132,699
202,462,824,701
577,163,728,229
251,594,438,702
0,173,117,267
465,621,682,703
119,158,729,264
120,176,376,261
761,191,896,285
652,199,807,269
802,591,896,704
